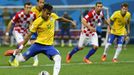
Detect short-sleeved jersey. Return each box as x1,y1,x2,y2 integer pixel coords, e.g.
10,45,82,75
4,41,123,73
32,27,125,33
30,13,59,45
31,6,42,18
83,9,104,37
11,10,36,36
110,10,131,35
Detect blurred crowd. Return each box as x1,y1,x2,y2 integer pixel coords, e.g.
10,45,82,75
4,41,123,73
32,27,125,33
0,8,20,46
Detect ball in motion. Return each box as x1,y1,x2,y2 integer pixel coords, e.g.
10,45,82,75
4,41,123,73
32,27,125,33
38,71,50,75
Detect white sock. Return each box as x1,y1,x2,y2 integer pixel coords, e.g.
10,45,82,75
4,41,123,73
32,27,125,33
53,55,61,75
103,43,111,55
33,55,38,62
61,40,64,44
113,45,122,59
16,53,25,62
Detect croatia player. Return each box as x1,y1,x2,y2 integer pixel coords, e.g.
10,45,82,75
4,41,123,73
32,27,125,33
5,2,36,66
66,2,110,64
9,4,75,75
101,3,131,62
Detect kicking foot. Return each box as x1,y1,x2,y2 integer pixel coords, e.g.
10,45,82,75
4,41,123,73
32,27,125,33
8,58,19,67
83,57,92,64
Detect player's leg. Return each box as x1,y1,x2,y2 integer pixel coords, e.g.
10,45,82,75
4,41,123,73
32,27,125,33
8,51,19,67
53,55,61,75
97,31,102,47
8,31,24,67
14,43,41,66
101,34,115,61
113,36,124,62
123,35,129,50
32,55,39,66
43,45,61,75
30,33,39,66
84,33,98,64
113,38,118,48
66,33,85,63
10,43,40,67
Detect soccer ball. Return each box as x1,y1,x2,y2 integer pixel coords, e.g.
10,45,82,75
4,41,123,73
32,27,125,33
38,71,50,75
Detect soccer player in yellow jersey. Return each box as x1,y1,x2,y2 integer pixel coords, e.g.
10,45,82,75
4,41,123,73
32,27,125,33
10,4,75,75
101,3,131,63
31,0,44,18
30,0,45,66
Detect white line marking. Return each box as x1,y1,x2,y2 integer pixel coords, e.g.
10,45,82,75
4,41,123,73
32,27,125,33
0,60,134,69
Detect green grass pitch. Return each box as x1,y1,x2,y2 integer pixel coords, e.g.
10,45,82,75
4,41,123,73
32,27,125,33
0,45,134,75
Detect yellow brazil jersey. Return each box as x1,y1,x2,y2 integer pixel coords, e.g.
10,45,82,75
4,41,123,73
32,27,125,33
110,10,131,35
31,6,42,18
30,13,59,45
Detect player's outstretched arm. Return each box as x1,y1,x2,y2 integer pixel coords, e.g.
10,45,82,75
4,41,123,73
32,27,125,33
103,19,111,27
127,19,130,35
4,20,13,42
57,17,76,27
5,20,12,34
103,19,111,33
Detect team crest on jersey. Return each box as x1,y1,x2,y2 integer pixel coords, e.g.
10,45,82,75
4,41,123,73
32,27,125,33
47,24,51,29
47,17,53,29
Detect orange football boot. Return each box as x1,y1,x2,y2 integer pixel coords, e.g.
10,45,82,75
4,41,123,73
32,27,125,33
101,54,107,62
112,58,118,63
66,54,72,63
83,57,92,64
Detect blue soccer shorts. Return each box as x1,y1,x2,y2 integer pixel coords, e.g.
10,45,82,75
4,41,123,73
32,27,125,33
23,43,60,60
108,34,125,45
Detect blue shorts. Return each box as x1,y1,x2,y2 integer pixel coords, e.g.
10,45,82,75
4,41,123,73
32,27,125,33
23,43,60,60
108,34,125,45
30,33,37,40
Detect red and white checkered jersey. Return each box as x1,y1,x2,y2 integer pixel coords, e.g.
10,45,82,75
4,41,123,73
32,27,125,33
83,9,104,36
11,10,36,36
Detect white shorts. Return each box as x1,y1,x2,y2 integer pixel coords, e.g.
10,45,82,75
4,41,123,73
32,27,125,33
78,32,98,47
12,30,24,44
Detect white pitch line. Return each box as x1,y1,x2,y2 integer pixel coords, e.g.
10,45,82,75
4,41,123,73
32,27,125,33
0,60,134,69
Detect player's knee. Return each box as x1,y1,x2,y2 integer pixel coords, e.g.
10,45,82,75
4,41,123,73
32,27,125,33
79,47,83,50
93,45,98,50
106,43,111,48
117,44,122,50
53,55,61,62
77,46,83,50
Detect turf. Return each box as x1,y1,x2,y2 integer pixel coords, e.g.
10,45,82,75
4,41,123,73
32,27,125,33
0,45,134,75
